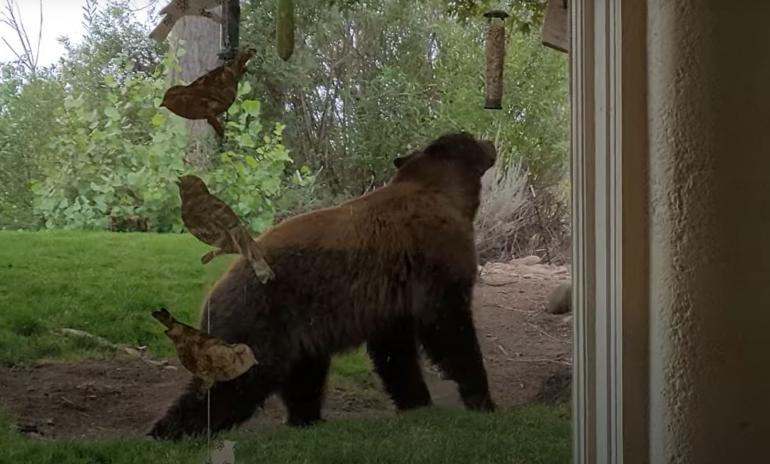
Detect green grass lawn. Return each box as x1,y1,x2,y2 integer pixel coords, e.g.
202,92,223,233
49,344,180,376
0,230,371,382
0,231,570,463
0,406,570,464
0,230,228,362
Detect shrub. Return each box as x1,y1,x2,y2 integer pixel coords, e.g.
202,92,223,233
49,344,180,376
475,161,531,264
30,56,301,233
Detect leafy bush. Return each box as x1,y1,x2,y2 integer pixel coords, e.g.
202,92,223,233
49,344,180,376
0,0,569,246
31,55,300,233
206,81,311,232
0,65,66,229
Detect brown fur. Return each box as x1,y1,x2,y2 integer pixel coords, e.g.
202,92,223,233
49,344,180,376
149,132,497,440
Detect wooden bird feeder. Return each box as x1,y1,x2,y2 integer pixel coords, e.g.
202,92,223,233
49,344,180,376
542,0,569,53
483,9,509,110
218,0,241,61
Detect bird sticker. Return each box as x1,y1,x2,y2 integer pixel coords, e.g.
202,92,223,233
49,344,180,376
151,307,257,398
159,48,256,138
150,0,224,43
176,174,275,284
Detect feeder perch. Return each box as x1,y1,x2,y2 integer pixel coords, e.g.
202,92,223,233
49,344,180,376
483,9,509,110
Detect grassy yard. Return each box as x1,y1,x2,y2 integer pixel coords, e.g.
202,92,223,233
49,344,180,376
0,406,570,464
0,230,229,362
0,230,371,382
0,231,570,464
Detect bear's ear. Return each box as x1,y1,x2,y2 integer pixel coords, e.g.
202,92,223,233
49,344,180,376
393,150,419,169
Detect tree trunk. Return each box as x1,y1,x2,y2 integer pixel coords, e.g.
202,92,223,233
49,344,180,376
169,10,222,169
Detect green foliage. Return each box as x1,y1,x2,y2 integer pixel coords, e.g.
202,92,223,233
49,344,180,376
0,0,567,232
59,0,167,96
0,64,66,229
206,82,298,232
29,57,296,232
0,405,569,463
431,21,569,183
1,1,300,231
240,0,568,197
445,0,546,33
31,60,183,231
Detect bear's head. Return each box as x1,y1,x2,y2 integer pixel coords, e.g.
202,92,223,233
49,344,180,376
392,132,496,220
393,132,496,175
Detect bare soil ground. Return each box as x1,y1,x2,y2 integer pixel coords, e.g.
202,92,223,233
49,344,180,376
0,258,571,440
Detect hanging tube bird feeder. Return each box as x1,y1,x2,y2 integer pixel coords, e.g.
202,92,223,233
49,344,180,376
276,0,295,61
483,9,509,110
219,0,241,61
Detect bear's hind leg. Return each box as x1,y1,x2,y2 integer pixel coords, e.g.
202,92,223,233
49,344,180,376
367,317,432,411
417,284,495,412
279,352,331,427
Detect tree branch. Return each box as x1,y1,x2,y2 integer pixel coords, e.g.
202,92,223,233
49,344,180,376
0,0,43,74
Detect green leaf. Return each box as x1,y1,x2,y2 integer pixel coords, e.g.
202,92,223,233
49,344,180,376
260,177,281,195
238,81,252,97
151,113,166,127
64,94,84,110
104,107,120,120
242,100,260,117
238,133,256,148
248,120,263,134
244,155,258,168
237,202,251,214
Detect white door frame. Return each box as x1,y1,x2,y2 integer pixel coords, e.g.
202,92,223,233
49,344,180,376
570,1,650,463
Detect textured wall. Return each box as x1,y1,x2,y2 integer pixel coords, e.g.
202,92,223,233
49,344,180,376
648,1,770,462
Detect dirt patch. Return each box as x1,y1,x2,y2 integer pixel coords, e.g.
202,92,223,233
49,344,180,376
0,259,571,440
473,258,571,407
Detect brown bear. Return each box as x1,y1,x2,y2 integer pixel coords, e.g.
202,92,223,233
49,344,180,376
150,132,497,440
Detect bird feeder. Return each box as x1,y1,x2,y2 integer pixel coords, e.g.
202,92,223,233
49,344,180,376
218,0,241,61
276,0,295,61
483,9,509,110
542,0,569,53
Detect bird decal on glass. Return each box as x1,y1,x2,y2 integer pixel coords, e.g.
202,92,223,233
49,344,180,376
176,174,275,283
159,48,256,138
152,307,257,398
149,0,224,43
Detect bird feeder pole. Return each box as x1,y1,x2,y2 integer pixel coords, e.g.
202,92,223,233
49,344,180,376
219,0,241,61
483,9,509,110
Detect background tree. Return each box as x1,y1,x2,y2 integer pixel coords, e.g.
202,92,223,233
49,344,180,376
168,8,222,168
0,0,568,259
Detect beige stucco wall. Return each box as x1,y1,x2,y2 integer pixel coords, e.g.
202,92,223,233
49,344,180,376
648,1,770,462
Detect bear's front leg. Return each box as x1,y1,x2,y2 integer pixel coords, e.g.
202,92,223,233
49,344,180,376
279,352,331,427
149,368,277,440
417,282,496,412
